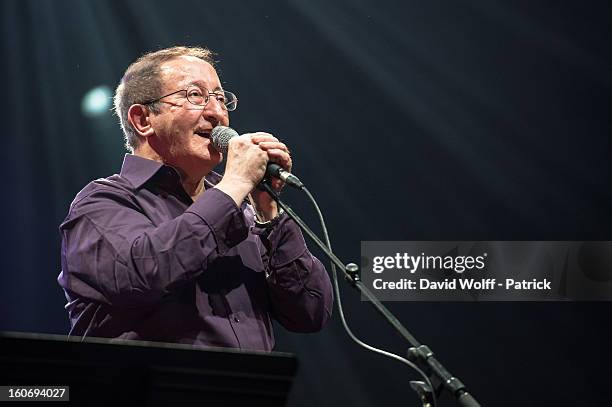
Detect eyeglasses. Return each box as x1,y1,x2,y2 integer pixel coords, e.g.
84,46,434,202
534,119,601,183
142,85,238,111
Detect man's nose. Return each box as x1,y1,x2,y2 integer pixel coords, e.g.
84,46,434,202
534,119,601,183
201,97,227,125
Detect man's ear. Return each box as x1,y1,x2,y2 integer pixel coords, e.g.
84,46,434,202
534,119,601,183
127,104,155,138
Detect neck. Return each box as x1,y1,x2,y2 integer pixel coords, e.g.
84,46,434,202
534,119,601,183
134,143,210,200
182,176,206,200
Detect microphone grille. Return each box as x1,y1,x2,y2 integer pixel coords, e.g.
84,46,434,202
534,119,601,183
211,125,239,154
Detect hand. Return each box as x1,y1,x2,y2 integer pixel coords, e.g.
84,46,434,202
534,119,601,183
250,133,292,221
251,133,292,192
215,132,292,211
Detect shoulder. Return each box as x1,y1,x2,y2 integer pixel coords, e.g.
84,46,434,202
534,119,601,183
65,174,140,220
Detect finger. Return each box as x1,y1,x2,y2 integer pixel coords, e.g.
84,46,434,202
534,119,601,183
266,149,292,170
249,133,279,144
270,178,285,191
257,141,289,153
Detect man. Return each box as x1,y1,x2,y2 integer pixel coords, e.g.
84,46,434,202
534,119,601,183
58,46,333,351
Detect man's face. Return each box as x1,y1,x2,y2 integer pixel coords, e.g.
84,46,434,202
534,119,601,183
148,56,230,176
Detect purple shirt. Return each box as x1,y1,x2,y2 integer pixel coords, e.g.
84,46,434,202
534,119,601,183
58,154,333,351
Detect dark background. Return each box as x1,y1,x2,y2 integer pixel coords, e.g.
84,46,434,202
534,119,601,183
1,0,611,405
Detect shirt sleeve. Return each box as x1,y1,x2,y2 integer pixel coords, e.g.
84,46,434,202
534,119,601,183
59,184,248,308
256,215,334,333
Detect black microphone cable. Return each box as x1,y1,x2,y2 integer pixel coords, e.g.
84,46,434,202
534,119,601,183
301,186,438,407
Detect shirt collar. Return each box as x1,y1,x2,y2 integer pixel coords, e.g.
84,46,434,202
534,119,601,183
120,154,165,189
119,154,223,189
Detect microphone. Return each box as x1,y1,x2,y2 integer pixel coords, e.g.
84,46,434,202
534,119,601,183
211,126,304,189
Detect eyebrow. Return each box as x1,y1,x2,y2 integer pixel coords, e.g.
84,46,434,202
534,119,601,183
187,81,223,92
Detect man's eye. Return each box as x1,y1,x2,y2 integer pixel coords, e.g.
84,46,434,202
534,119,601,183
188,90,203,98
215,93,227,103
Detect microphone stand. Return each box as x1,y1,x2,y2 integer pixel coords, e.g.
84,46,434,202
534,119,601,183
259,182,481,407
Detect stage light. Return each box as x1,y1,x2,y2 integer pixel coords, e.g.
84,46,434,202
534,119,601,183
81,85,112,117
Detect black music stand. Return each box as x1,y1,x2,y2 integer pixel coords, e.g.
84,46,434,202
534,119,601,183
0,331,297,406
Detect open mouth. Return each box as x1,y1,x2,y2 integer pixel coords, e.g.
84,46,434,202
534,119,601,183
195,131,210,139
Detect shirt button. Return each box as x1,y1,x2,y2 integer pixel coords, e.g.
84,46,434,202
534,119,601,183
233,315,240,323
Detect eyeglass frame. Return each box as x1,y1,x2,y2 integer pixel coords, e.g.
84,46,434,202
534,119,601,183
140,85,238,111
